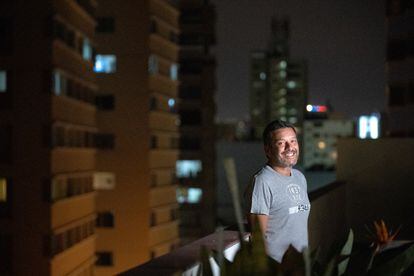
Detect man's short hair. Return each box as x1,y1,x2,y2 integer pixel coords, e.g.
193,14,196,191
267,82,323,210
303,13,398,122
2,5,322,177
262,119,296,146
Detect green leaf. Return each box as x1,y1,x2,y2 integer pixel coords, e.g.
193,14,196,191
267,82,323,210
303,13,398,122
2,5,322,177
338,229,354,275
368,243,414,276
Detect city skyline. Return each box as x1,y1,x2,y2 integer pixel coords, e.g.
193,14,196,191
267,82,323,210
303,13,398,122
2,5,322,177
212,0,385,121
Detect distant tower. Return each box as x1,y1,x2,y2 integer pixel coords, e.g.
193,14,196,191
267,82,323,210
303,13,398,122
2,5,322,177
250,17,307,140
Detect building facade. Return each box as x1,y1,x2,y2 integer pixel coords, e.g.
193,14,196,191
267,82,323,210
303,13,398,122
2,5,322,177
250,18,307,140
303,117,354,171
0,0,98,275
385,0,414,136
176,0,217,245
94,0,181,274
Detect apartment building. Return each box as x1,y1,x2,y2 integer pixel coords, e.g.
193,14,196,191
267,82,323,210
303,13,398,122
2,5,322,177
385,0,414,136
94,0,180,274
0,0,98,275
176,0,216,244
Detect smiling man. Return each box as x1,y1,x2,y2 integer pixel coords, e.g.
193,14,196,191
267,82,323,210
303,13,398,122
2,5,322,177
246,119,310,262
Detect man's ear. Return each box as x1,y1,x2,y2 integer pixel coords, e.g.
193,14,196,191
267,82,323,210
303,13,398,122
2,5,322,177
264,144,270,159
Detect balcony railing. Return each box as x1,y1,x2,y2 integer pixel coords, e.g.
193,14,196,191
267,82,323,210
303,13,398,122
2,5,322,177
121,180,348,275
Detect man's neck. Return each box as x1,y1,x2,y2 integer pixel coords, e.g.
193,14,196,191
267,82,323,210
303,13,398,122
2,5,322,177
269,163,292,176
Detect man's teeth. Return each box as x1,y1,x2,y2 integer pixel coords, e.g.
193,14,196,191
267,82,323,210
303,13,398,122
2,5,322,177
285,151,295,157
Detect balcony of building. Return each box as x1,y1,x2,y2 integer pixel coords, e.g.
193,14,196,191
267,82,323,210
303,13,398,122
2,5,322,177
52,95,96,126
149,74,179,98
150,0,179,29
150,33,180,62
51,234,96,276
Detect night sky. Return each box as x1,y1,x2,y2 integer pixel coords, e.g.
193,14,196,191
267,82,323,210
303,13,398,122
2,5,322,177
212,0,386,121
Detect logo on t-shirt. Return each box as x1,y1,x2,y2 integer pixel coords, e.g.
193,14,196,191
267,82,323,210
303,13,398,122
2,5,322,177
286,184,302,203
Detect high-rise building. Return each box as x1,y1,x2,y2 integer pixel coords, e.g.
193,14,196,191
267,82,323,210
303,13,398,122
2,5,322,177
0,0,98,275
176,0,217,245
385,0,414,136
94,0,180,274
250,18,307,140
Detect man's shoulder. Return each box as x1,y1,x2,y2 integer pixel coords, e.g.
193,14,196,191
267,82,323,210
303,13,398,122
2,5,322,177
292,168,307,183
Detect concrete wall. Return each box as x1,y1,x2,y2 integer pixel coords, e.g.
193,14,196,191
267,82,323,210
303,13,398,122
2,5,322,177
337,138,414,240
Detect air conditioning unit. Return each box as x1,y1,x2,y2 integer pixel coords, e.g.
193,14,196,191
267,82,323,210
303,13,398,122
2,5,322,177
93,172,116,190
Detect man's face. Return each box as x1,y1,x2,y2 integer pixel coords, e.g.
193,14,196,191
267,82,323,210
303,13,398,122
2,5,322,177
265,127,299,168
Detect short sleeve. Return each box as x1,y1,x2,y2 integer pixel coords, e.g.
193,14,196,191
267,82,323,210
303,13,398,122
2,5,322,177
250,176,272,215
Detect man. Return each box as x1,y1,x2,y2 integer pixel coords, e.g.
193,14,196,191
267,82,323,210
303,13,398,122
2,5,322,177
246,119,310,262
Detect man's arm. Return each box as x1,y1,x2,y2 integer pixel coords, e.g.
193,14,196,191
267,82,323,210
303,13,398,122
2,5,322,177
249,213,268,234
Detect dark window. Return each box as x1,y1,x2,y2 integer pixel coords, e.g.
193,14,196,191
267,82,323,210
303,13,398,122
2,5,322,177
0,70,12,109
150,97,157,110
0,125,12,164
95,94,115,110
96,212,114,227
0,235,12,274
387,39,406,60
53,20,66,41
180,110,202,125
180,136,201,150
179,87,202,100
96,252,113,266
149,20,157,34
94,133,115,149
96,17,115,33
150,136,157,149
150,212,156,227
0,18,13,54
66,29,75,48
389,86,405,106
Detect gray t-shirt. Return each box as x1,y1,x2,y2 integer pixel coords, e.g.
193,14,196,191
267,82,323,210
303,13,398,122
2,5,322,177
249,165,310,262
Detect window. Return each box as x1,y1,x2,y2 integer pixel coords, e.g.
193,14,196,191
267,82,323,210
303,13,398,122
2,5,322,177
150,136,157,149
176,187,202,204
0,178,7,202
0,70,7,92
82,38,92,61
389,86,405,106
94,133,115,149
96,212,114,227
95,94,115,110
0,18,13,54
52,71,66,96
0,125,12,164
94,55,116,73
96,17,115,33
170,64,178,80
179,110,202,126
176,160,202,178
96,252,113,266
148,55,158,75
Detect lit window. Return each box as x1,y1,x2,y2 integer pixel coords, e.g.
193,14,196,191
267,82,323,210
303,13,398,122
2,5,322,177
82,38,92,61
0,178,7,202
288,117,297,124
94,55,116,73
168,98,175,108
287,81,296,89
259,72,266,80
53,71,67,95
279,60,287,69
318,141,326,150
176,187,202,204
279,71,286,78
148,55,158,75
0,71,6,92
176,160,202,178
170,64,178,80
